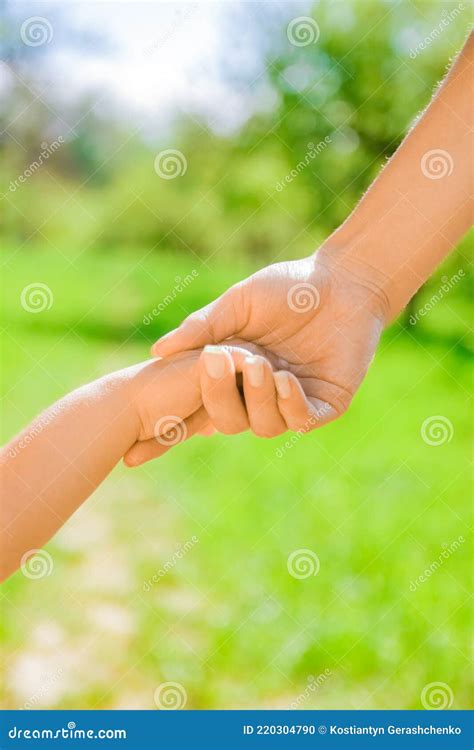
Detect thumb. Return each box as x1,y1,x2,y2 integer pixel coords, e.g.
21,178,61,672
151,284,244,357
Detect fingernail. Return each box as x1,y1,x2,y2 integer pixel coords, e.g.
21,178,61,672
274,371,292,399
246,356,264,387
204,348,227,379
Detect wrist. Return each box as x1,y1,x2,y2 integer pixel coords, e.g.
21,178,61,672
102,367,143,445
122,358,169,442
315,228,393,325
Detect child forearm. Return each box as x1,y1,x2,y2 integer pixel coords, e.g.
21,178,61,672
0,365,141,581
319,32,473,321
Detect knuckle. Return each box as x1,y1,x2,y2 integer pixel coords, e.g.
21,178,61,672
332,395,351,418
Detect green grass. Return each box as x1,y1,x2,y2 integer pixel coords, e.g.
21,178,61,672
1,247,472,710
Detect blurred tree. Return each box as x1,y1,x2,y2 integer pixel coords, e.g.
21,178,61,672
2,0,471,332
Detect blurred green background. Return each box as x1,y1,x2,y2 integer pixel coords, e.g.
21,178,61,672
1,0,472,710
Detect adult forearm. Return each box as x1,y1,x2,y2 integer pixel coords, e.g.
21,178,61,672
319,32,473,322
0,368,140,580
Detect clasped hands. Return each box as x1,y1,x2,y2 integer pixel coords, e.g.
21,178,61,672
125,253,387,467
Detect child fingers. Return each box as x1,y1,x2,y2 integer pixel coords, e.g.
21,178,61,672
124,407,210,467
242,356,287,437
200,346,249,435
123,437,170,466
274,371,334,433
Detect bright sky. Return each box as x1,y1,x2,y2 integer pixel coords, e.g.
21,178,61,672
7,0,314,136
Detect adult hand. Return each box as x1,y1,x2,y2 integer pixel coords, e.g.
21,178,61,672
152,251,388,435
151,33,472,440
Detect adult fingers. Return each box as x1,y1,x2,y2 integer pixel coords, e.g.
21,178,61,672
124,406,211,467
274,371,336,432
151,284,245,358
198,422,216,437
200,346,249,435
225,338,287,370
242,355,287,437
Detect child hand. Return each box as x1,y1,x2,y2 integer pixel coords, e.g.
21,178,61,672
124,341,317,467
124,344,255,466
